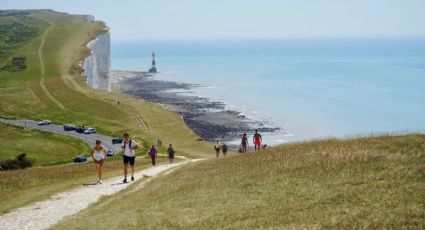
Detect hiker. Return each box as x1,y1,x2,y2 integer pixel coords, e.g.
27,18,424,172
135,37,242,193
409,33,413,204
157,137,162,147
214,141,221,158
149,145,157,166
122,133,139,183
253,129,263,151
241,133,248,153
91,140,106,184
168,144,175,163
222,143,228,156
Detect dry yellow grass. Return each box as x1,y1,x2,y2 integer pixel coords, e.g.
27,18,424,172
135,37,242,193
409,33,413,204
53,134,425,229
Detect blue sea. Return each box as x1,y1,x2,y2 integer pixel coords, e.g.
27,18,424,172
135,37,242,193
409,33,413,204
112,39,425,145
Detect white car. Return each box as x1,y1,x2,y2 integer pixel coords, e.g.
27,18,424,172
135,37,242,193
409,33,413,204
84,128,96,134
38,120,51,126
106,150,114,157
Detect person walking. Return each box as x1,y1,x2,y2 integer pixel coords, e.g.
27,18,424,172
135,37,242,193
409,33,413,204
167,144,175,163
221,143,228,156
214,141,221,158
91,140,106,184
122,133,139,183
241,133,248,153
149,145,157,166
253,129,263,151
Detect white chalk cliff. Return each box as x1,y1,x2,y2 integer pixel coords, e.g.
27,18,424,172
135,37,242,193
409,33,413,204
83,29,111,91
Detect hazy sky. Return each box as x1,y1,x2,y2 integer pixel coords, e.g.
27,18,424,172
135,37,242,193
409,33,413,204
2,0,425,41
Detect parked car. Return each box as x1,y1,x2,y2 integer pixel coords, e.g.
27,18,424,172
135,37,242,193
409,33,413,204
63,124,76,131
106,150,114,157
112,138,123,144
74,156,87,163
75,126,86,134
84,128,96,134
38,120,51,126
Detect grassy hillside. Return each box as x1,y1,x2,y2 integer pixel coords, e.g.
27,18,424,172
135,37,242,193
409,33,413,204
53,134,425,229
0,123,90,165
0,9,210,157
0,9,210,214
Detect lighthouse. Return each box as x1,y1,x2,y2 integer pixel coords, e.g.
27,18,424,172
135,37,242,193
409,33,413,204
148,52,158,73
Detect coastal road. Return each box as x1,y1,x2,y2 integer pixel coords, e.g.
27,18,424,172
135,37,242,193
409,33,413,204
0,118,122,154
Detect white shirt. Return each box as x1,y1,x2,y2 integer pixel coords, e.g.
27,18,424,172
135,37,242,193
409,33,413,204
122,139,138,157
93,148,105,161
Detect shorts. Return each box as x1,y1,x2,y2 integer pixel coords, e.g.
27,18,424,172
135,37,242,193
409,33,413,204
254,139,262,146
94,159,104,165
123,155,135,165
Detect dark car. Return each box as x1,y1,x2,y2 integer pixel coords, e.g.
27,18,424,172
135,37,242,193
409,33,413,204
75,127,86,134
112,138,123,144
106,150,114,157
63,124,76,131
74,156,87,163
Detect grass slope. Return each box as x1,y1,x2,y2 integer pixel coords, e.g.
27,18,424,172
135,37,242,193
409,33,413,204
53,135,425,229
0,123,90,165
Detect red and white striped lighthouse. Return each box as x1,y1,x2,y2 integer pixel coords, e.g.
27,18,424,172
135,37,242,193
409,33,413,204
149,52,157,73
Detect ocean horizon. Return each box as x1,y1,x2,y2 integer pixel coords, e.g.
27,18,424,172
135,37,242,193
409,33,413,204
111,38,425,145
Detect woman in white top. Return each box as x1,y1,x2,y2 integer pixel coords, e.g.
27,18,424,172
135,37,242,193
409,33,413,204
91,139,107,184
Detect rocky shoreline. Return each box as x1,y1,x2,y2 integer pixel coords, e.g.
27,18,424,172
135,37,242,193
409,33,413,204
110,70,279,142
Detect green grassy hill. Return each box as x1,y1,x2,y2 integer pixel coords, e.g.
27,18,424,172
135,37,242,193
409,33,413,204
53,134,425,229
0,9,210,157
0,123,90,166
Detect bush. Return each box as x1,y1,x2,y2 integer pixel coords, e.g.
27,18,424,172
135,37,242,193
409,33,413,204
0,153,34,171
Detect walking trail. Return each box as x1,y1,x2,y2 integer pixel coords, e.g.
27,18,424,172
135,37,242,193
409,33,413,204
0,158,203,230
36,16,67,111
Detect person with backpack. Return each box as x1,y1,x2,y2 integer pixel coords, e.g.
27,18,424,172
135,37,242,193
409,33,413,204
91,139,106,184
149,145,157,166
122,132,139,183
167,144,175,163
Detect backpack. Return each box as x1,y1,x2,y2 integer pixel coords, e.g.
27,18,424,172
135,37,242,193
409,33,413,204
124,139,132,149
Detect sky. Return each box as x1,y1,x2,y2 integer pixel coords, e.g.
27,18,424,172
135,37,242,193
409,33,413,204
2,0,425,41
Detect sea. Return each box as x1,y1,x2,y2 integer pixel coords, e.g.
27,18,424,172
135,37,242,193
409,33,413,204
111,39,425,145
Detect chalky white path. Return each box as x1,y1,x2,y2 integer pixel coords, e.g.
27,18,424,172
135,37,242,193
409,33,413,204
0,159,201,230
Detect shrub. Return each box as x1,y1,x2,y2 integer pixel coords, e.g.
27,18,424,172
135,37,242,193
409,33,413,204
0,153,34,171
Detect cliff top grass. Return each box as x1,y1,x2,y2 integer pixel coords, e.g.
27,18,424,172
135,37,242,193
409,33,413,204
53,134,425,229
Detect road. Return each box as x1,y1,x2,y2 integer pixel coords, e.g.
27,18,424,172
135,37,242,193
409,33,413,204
0,118,122,154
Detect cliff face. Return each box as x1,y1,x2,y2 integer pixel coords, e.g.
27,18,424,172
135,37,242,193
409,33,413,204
83,32,111,91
